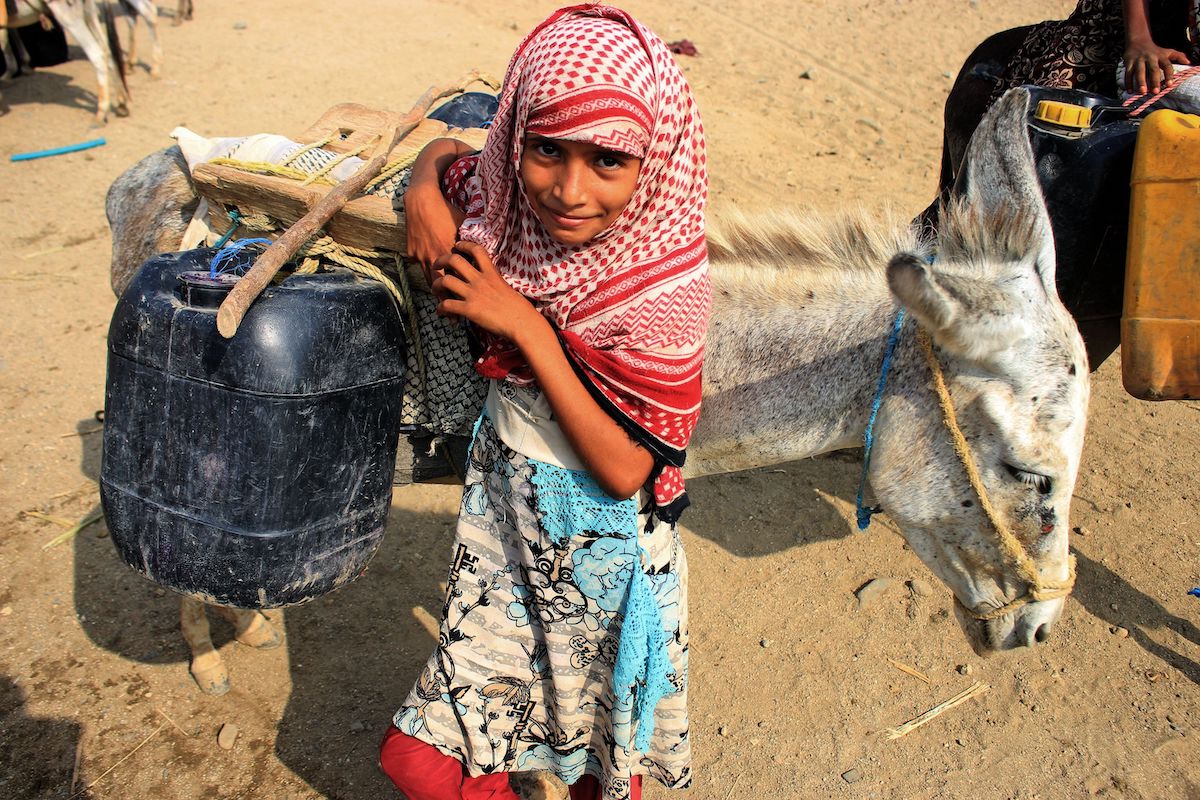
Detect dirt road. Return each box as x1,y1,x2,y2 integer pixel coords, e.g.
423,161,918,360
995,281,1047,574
1,1,1197,797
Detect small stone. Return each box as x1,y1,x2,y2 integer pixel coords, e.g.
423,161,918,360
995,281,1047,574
908,578,933,598
349,720,366,733
232,20,248,30
841,768,863,784
942,71,953,79
759,638,770,648
855,577,895,609
1110,603,1119,611
1166,714,1178,725
1073,525,1091,536
1110,625,1129,638
154,589,166,597
799,69,814,80
217,723,239,750
718,725,729,737
957,664,973,676
0,606,12,617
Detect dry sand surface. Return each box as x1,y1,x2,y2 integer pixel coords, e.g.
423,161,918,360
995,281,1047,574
2,0,1199,797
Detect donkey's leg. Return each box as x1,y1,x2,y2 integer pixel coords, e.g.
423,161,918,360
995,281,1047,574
125,0,160,77
215,607,283,650
180,597,231,695
51,2,116,124
0,29,17,82
120,3,137,72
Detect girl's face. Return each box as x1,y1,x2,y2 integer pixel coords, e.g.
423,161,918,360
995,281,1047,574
519,134,642,246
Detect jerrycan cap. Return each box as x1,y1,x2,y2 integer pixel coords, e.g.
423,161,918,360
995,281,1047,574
1035,100,1093,129
180,270,239,309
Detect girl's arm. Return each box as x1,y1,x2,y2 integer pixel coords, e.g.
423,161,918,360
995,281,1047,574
404,138,475,288
434,241,655,499
1122,0,1191,93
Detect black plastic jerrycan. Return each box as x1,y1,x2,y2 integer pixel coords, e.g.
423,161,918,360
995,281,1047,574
100,249,406,608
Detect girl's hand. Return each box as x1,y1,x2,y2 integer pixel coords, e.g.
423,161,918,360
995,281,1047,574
1124,40,1191,93
433,241,543,340
404,183,466,288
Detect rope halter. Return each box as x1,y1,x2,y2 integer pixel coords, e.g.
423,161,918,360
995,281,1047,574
916,327,1076,621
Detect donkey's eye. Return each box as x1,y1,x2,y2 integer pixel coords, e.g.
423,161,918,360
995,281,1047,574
1005,464,1052,495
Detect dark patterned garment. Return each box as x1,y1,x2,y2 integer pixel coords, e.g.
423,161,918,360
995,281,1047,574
393,412,690,799
994,0,1200,101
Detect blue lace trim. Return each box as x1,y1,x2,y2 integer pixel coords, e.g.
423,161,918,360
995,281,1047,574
527,457,674,753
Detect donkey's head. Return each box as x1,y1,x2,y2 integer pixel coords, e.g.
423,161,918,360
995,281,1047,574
873,89,1090,651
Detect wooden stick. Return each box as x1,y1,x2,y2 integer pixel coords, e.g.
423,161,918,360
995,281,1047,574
885,681,988,739
215,81,465,339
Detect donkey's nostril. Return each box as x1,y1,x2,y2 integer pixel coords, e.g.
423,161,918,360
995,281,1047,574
1034,623,1052,643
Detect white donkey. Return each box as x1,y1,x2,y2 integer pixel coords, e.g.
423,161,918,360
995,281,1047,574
101,87,1087,693
1,0,127,124
693,88,1088,651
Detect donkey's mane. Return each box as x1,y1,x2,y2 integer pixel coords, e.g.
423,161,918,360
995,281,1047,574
938,196,1042,266
704,207,927,308
707,206,925,275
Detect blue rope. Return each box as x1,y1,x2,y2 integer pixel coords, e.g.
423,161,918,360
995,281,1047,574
208,237,272,278
1189,588,1200,599
856,308,907,531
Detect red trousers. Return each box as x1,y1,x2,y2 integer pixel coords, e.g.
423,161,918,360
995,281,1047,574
379,727,642,800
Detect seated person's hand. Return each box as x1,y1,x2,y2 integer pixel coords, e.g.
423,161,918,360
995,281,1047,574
1124,40,1191,94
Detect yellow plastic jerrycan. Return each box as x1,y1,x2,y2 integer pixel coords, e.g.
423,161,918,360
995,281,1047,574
1122,109,1200,400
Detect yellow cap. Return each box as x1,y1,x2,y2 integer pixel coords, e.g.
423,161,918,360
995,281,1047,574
1035,100,1093,129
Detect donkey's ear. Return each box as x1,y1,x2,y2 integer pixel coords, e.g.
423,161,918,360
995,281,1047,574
888,252,1031,366
955,88,1057,292
887,253,956,329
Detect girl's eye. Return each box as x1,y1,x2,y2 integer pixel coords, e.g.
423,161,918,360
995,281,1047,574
596,154,625,169
1005,464,1053,495
533,141,558,158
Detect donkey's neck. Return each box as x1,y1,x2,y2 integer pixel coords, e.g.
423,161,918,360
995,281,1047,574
686,257,902,478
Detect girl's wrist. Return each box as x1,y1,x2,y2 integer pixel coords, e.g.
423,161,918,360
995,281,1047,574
508,306,556,354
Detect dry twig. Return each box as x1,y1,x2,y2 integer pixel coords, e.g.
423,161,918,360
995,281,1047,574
70,722,166,798
886,657,931,684
41,510,105,549
61,427,103,438
885,681,988,739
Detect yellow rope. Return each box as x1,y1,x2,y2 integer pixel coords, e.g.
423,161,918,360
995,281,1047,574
365,148,422,192
299,135,381,187
207,156,333,184
229,208,407,309
279,134,335,168
917,327,1076,620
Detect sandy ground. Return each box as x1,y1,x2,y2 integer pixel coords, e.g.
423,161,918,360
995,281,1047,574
1,1,1199,798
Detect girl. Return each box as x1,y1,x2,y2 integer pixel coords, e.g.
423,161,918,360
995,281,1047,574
380,5,709,800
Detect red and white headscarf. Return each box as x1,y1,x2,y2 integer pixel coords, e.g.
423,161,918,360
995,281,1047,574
448,3,709,519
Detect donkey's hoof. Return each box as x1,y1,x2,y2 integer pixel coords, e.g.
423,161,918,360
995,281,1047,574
234,612,282,650
509,771,569,800
190,662,230,696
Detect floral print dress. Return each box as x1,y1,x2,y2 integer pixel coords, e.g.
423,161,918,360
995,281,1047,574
393,386,691,799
